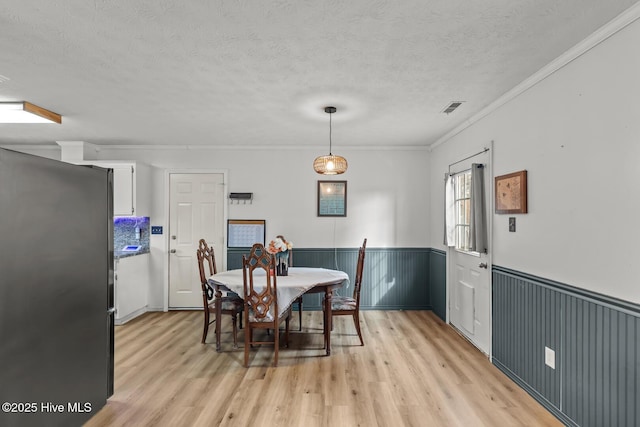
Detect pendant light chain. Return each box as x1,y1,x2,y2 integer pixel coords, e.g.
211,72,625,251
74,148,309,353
328,109,333,155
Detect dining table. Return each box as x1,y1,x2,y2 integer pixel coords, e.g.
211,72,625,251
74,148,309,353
209,266,349,355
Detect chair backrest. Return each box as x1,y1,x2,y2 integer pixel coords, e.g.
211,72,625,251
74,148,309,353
196,240,216,302
352,238,367,302
198,238,217,275
242,243,278,322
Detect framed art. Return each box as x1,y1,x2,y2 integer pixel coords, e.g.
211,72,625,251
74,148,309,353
227,219,266,248
317,181,347,217
495,170,527,214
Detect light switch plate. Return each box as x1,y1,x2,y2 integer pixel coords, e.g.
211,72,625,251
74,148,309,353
545,346,555,369
509,217,516,232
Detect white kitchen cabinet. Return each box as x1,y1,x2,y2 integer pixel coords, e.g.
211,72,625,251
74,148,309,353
103,162,151,216
114,254,150,324
111,164,135,216
74,161,151,216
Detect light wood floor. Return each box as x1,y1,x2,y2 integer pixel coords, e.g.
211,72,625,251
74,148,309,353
85,310,561,427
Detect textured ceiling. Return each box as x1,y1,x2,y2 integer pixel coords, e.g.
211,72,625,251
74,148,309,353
0,1,637,148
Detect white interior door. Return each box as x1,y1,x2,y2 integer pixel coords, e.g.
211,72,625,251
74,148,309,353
169,173,224,308
449,151,492,355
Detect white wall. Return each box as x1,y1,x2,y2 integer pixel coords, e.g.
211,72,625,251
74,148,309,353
430,18,640,304
95,146,431,249
111,147,432,309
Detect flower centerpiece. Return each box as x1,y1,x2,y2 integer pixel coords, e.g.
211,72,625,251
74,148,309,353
267,235,292,276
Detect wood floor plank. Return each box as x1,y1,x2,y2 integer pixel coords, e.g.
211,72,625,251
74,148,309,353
85,310,562,427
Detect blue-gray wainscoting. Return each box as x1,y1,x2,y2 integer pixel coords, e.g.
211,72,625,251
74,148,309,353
493,265,640,427
429,249,446,321
227,247,446,315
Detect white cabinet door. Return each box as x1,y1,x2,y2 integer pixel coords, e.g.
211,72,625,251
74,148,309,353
67,160,151,217
111,165,134,216
71,161,136,215
114,254,150,324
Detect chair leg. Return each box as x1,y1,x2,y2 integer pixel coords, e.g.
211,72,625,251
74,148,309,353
274,324,279,367
214,302,223,352
239,311,243,329
285,315,290,348
321,305,327,349
215,316,221,352
232,314,238,349
244,325,250,368
298,298,303,331
202,310,210,344
353,312,364,346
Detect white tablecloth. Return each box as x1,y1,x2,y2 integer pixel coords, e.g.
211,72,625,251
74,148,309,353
209,267,349,318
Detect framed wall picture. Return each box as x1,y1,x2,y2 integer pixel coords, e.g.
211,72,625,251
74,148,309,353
227,219,266,248
317,181,347,217
495,170,527,214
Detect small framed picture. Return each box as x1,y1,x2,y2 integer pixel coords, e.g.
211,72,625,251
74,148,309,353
317,181,347,217
495,170,527,214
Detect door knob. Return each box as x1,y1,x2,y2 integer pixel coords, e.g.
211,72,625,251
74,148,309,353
478,262,488,269
170,249,176,253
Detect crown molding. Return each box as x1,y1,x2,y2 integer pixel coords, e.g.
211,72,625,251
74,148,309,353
83,144,431,152
429,2,640,149
2,143,431,152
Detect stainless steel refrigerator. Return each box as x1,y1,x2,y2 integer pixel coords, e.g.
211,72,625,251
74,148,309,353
0,148,114,427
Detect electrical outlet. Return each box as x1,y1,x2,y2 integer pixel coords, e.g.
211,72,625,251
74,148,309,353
545,346,555,369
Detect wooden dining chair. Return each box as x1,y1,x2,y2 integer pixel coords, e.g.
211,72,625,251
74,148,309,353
197,239,243,350
242,243,292,367
330,238,367,346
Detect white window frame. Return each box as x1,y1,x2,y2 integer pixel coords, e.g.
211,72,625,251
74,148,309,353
452,169,480,256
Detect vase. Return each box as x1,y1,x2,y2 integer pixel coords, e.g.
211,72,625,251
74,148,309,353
276,251,288,276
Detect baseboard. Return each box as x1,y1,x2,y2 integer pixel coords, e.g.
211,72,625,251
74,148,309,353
114,306,147,325
493,359,578,427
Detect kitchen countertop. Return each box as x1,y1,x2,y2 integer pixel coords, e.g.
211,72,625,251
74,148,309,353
114,249,150,259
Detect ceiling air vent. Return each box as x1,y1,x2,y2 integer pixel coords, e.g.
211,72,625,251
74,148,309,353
442,101,463,114
0,75,10,84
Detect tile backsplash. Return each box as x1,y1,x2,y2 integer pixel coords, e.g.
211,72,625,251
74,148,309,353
114,216,150,257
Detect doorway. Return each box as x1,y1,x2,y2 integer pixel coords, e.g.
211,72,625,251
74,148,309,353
448,149,492,355
168,173,225,309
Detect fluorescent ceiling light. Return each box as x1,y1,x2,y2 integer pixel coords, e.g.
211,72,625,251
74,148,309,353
0,102,62,124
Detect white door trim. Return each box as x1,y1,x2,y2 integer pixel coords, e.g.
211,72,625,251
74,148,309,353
162,168,229,312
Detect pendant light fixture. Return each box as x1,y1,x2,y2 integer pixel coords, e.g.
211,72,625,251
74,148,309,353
313,106,348,175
